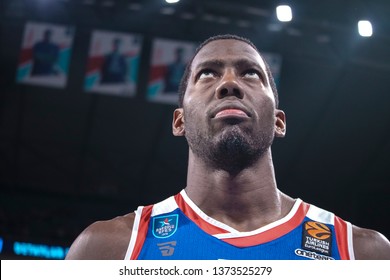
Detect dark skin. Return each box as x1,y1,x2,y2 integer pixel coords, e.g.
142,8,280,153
66,39,390,260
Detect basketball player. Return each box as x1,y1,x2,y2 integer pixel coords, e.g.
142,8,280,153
66,35,390,260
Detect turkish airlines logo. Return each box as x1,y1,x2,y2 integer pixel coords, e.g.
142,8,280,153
305,222,331,240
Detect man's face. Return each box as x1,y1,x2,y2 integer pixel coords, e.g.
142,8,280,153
173,39,285,172
43,30,52,42
113,39,121,52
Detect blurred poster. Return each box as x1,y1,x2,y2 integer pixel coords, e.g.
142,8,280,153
262,52,282,87
147,38,196,104
84,30,142,97
16,22,75,88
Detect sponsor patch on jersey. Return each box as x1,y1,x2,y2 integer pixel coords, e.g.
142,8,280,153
152,214,178,238
301,221,332,256
294,248,335,260
157,241,177,256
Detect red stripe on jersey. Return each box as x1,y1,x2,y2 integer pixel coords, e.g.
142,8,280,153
130,205,153,260
176,192,310,247
334,216,350,260
221,202,310,247
174,193,230,235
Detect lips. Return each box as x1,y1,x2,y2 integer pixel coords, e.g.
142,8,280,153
211,103,251,119
215,109,248,118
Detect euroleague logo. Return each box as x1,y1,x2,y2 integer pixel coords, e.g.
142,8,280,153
300,221,332,257
305,221,331,240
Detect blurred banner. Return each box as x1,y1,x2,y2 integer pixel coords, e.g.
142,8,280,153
84,30,142,97
147,38,196,105
16,21,75,88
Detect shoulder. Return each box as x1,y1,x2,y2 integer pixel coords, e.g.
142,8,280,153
65,213,135,260
300,198,390,260
352,225,390,259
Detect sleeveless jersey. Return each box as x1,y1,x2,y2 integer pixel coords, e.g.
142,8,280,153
125,190,355,260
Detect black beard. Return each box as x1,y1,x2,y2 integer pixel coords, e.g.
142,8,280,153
187,125,274,175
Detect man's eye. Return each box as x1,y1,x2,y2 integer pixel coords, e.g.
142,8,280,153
199,70,216,79
243,70,260,79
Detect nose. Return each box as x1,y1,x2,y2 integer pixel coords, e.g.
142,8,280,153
216,71,243,99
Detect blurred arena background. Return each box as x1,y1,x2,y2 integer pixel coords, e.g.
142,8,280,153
1,0,389,259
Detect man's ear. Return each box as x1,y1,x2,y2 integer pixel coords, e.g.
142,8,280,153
275,109,286,138
172,108,185,136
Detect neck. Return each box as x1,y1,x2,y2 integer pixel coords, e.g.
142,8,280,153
184,149,293,231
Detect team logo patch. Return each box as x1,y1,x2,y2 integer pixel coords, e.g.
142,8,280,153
152,214,178,238
301,221,332,256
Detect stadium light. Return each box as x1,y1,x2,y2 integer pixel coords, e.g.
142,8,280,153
358,20,373,37
276,5,292,22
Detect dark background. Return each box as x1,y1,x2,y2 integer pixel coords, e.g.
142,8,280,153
1,0,390,259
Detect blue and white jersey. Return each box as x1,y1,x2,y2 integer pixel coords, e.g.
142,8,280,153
125,190,354,260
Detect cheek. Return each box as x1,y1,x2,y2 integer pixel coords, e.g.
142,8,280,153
253,94,276,118
183,105,199,127
260,85,276,106
183,95,208,119
182,86,197,109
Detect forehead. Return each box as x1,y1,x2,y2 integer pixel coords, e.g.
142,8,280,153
191,39,266,70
